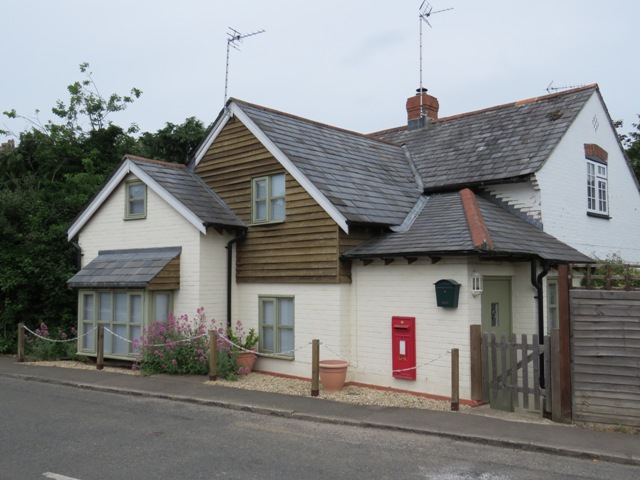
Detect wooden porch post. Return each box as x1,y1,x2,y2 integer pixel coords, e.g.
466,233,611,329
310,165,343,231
557,264,572,423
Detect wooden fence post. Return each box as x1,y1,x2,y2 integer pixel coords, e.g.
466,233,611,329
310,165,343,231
557,263,572,423
311,339,319,397
17,323,25,362
96,325,104,370
451,348,459,411
469,325,482,401
209,330,218,381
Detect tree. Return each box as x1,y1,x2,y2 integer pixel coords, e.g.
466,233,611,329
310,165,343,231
0,63,141,353
137,116,206,164
621,115,640,181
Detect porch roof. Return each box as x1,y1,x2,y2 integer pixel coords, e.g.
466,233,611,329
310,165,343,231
67,247,181,289
342,191,594,264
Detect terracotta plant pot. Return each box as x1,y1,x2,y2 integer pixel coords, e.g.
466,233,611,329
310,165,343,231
319,359,349,392
235,351,257,374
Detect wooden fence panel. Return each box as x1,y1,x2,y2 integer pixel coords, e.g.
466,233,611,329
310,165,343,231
571,289,640,428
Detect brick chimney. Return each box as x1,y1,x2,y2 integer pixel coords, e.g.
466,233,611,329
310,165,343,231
406,87,439,130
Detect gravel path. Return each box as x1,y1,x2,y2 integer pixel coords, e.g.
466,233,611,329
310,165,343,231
22,361,463,412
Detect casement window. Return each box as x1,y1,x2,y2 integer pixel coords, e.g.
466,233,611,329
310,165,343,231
587,161,608,215
79,290,172,358
547,279,559,332
259,296,294,358
252,173,285,224
126,181,146,219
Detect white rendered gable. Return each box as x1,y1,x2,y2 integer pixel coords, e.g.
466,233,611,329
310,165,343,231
67,159,208,240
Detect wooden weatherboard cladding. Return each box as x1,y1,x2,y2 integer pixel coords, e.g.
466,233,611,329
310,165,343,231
197,118,349,283
148,257,180,290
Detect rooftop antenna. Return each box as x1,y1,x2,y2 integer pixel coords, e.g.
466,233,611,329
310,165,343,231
224,27,265,107
418,2,452,115
546,80,585,94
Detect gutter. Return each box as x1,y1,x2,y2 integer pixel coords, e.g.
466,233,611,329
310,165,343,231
226,230,247,328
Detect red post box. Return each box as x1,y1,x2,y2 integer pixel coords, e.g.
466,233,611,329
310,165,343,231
392,316,416,380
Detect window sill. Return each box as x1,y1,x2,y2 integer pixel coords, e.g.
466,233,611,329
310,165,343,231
259,352,294,361
124,215,147,221
250,219,286,227
587,211,611,220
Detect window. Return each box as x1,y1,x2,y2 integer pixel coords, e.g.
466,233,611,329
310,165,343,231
547,279,559,332
259,296,294,357
126,181,146,219
587,161,608,216
252,174,285,223
79,290,173,358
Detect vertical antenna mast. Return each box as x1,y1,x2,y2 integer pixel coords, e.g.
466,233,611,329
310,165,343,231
224,27,265,106
418,2,452,115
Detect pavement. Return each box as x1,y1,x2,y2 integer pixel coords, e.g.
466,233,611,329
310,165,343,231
1,356,638,467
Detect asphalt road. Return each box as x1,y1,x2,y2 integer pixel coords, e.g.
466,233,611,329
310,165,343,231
1,378,638,480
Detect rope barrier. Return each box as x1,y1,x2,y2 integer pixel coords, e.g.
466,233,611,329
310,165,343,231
219,335,312,358
23,321,451,377
22,325,90,343
321,340,451,375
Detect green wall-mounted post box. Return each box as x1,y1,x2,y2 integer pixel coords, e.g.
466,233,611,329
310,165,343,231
434,279,461,308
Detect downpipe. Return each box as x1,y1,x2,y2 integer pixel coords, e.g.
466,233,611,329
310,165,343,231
226,230,246,328
530,258,551,389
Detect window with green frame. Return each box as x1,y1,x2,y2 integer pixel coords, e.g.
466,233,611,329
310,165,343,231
126,181,146,219
259,296,294,358
252,173,285,224
79,290,172,358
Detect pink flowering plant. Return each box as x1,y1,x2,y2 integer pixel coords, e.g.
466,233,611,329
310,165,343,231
133,307,240,379
24,322,79,361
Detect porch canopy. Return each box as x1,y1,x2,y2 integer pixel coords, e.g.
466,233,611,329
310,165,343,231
67,247,181,290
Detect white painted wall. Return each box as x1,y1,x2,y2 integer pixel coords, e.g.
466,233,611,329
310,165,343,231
233,258,542,400
234,283,350,379
77,173,229,321
536,92,640,262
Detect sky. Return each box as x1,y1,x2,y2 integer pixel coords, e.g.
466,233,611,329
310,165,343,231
1,0,638,143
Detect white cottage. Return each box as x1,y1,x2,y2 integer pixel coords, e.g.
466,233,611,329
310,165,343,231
68,85,638,404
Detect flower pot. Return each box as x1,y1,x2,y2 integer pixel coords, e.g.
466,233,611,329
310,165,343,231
319,359,349,392
235,351,257,374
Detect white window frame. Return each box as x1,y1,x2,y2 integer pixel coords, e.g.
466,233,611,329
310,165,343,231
259,296,295,358
251,173,286,224
587,160,608,216
125,181,147,219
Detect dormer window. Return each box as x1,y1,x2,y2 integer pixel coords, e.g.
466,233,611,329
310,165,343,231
252,173,285,224
585,144,609,218
126,181,146,219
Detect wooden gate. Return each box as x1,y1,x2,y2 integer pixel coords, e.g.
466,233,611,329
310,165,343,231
481,332,551,412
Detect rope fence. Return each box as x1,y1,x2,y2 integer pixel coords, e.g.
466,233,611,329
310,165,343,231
17,322,461,409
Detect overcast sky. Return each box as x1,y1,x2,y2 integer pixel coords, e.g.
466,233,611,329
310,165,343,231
2,0,638,144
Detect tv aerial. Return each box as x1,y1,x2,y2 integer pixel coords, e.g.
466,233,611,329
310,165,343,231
224,27,265,106
418,2,452,100
546,80,585,94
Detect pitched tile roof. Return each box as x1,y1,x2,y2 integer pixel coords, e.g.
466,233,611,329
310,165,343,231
67,247,181,288
233,101,421,226
126,155,245,229
342,190,593,263
373,86,597,192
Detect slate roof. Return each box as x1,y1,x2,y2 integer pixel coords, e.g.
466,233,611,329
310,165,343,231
234,101,420,226
126,155,245,229
373,86,597,192
67,247,181,288
342,191,593,263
